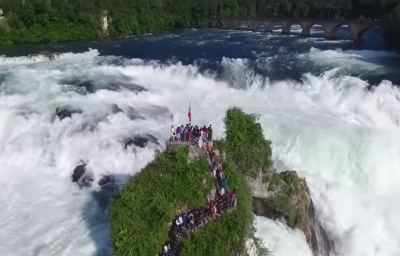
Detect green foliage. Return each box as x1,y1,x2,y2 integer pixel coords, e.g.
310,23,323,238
254,237,273,256
221,107,272,175
381,3,400,51
0,0,395,44
267,171,303,228
179,161,253,256
109,145,213,256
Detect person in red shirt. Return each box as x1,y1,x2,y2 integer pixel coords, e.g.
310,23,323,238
206,143,212,154
187,127,193,142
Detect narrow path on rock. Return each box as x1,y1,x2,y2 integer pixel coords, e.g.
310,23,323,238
159,135,237,256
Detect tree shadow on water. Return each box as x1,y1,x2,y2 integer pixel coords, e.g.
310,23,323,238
81,174,132,256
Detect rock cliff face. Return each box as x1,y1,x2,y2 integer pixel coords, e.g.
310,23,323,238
247,170,334,256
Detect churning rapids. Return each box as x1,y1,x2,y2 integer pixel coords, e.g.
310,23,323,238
1,25,400,256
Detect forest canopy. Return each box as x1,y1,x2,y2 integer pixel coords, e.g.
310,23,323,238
0,0,397,44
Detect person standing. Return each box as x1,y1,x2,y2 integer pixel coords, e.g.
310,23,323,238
170,125,175,142
208,125,213,141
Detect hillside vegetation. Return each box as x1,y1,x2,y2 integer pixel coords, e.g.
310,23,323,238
214,107,321,251
109,146,213,256
0,0,396,44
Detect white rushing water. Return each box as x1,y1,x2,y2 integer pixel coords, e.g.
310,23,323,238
1,48,400,256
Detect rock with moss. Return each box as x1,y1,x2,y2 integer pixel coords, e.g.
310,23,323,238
214,107,334,256
249,170,334,256
39,50,60,61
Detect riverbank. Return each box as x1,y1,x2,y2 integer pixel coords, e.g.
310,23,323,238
0,0,396,45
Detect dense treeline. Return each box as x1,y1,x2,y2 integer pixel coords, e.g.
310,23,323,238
381,2,400,50
0,0,397,44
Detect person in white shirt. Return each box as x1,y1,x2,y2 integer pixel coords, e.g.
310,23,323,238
198,135,203,148
220,187,225,196
170,125,175,142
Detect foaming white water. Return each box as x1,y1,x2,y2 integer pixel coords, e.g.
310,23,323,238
0,51,165,256
106,56,400,255
301,47,398,75
0,48,99,65
254,215,312,256
2,50,400,256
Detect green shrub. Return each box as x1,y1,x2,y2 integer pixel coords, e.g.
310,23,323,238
220,107,273,175
109,145,213,256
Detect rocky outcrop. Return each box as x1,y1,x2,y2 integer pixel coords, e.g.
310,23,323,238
56,105,82,120
39,51,61,61
98,174,132,191
247,170,334,256
72,163,94,187
122,134,159,148
111,104,123,114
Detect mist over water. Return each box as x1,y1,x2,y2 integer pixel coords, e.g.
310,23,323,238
0,27,400,256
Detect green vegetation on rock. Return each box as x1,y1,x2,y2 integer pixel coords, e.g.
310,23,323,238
109,106,327,255
215,106,273,175
109,145,213,256
215,107,313,248
109,107,274,256
266,170,311,243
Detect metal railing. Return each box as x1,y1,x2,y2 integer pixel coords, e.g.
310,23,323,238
159,195,237,256
169,134,211,153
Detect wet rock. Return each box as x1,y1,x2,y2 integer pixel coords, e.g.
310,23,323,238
248,170,335,256
72,164,86,182
98,175,113,186
72,164,94,187
123,134,159,148
111,104,123,114
56,105,82,120
39,51,60,61
98,174,132,192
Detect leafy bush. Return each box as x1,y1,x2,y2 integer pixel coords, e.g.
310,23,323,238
109,145,213,256
221,107,273,175
267,171,305,230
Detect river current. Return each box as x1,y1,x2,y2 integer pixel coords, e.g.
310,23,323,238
0,25,400,256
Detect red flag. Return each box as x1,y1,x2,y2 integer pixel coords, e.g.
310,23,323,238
188,106,192,122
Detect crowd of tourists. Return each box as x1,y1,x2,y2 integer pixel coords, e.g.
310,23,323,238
160,126,237,256
170,124,213,143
